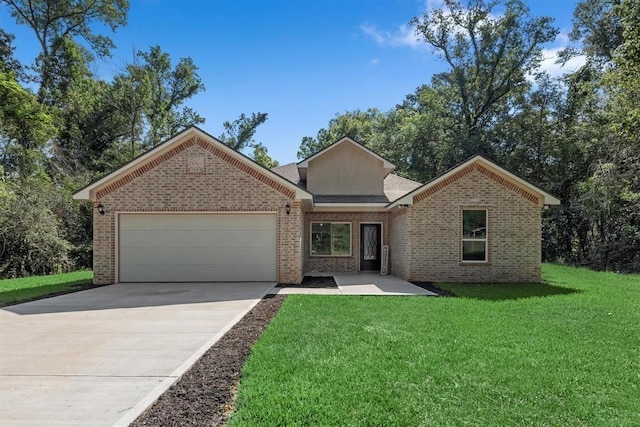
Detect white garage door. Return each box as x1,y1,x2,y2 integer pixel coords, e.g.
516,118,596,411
118,214,277,282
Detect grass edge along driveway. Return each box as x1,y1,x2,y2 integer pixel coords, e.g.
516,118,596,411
0,270,93,306
229,264,640,426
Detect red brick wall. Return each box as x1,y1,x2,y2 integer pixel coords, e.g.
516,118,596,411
93,136,302,284
407,170,542,282
388,208,410,279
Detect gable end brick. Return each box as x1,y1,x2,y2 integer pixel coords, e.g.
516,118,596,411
413,163,541,205
96,136,295,199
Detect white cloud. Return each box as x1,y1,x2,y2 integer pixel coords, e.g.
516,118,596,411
370,58,380,66
529,33,586,81
536,47,586,78
359,23,422,49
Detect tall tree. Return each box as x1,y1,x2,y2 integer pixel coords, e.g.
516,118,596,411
218,112,268,151
565,0,624,63
411,0,557,158
0,0,129,99
134,45,205,149
0,70,55,177
218,112,279,168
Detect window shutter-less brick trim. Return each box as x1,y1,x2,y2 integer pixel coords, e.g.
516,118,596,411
413,163,541,205
96,136,295,199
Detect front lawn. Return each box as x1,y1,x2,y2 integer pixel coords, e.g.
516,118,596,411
229,264,640,425
0,271,94,306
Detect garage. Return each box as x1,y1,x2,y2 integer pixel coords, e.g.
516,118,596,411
118,213,277,282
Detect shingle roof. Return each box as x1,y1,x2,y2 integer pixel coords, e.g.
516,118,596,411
383,174,423,202
272,163,303,186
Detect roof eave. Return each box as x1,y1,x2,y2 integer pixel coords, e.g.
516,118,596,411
73,126,313,202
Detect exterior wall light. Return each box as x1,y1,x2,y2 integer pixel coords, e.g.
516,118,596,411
285,203,291,215
97,204,105,215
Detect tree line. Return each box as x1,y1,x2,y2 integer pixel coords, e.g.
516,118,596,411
0,0,638,277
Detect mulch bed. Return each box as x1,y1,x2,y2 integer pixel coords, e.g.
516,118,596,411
275,275,338,288
409,281,457,297
132,294,286,427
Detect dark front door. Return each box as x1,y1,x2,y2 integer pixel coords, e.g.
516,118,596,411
360,223,382,271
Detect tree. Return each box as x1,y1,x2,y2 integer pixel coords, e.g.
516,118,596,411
133,46,205,150
218,112,279,168
0,177,74,277
218,112,268,151
297,109,383,159
411,0,557,158
0,28,23,77
0,70,55,177
0,0,129,98
252,143,279,169
564,0,624,63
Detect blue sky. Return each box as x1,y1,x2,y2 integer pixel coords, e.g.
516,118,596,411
1,0,583,165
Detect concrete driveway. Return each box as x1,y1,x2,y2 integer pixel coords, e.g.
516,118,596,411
0,282,273,426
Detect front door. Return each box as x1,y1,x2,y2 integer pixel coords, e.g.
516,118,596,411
360,223,381,271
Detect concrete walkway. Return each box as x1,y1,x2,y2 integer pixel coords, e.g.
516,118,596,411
0,282,273,426
273,273,438,296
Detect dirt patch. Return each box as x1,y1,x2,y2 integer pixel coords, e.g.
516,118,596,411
275,275,337,288
409,282,457,297
132,294,286,427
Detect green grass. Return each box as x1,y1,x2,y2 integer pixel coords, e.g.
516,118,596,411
229,264,640,426
0,270,93,305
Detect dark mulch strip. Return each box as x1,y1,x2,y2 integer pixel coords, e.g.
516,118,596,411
0,282,107,308
275,275,338,288
410,281,457,297
132,294,286,427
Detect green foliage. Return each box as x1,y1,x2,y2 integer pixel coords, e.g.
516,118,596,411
134,45,205,149
218,112,280,168
411,0,557,157
564,0,624,63
230,265,640,425
0,0,129,97
0,70,55,177
219,112,268,151
0,179,74,277
297,108,383,159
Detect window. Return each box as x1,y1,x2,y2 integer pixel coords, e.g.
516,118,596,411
311,222,351,256
462,210,487,262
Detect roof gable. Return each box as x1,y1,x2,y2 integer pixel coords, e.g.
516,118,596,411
388,156,560,208
296,137,394,180
74,126,312,201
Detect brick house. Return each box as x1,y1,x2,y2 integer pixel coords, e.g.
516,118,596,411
74,126,560,285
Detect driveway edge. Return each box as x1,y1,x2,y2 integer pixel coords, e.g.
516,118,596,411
113,287,272,427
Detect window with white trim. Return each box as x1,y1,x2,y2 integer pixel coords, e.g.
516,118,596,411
462,209,487,262
311,222,351,256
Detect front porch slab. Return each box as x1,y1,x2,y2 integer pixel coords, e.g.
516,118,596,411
271,274,437,296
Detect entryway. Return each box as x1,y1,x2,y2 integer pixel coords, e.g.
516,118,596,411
360,223,381,271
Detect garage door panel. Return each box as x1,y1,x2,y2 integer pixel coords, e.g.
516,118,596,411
119,214,277,282
120,229,276,249
121,246,276,266
120,214,274,231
